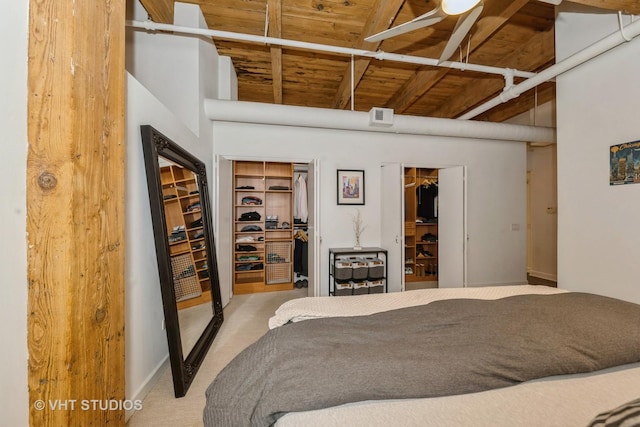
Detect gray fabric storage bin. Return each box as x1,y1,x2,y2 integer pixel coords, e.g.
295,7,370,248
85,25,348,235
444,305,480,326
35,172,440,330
334,281,353,296
351,259,369,280
367,279,384,294
352,280,369,295
365,257,385,279
332,260,353,281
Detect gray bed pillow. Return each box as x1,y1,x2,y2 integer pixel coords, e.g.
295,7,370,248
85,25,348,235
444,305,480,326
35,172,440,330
588,397,640,427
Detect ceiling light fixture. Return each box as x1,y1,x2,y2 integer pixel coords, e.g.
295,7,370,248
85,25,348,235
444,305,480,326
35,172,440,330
442,0,482,15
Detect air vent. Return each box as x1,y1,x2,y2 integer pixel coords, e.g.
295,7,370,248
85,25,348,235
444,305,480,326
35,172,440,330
369,107,394,127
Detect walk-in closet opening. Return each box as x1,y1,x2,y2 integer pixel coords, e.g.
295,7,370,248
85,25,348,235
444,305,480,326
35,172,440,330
216,157,318,301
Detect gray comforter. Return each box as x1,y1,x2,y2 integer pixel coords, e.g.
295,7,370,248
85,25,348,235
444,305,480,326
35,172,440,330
204,293,640,427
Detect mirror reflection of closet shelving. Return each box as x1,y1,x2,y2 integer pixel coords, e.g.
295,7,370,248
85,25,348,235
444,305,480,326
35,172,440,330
404,167,439,284
233,161,294,294
160,164,211,309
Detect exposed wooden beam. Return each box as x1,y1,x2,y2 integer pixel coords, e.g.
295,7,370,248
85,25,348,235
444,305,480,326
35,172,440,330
478,83,555,122
386,0,531,113
139,0,174,24
268,0,283,104
387,68,448,112
569,0,640,15
332,0,405,109
27,0,125,425
435,27,555,119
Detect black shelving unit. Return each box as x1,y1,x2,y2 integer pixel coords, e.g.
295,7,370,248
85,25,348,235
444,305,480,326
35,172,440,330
328,247,388,296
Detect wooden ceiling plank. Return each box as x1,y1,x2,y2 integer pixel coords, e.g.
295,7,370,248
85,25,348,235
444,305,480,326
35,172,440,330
435,27,555,119
139,0,174,24
478,83,555,122
268,0,283,104
385,0,531,113
569,0,640,14
332,0,405,109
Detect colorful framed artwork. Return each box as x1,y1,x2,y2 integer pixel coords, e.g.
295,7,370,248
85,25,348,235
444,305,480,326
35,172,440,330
610,140,640,185
337,169,365,205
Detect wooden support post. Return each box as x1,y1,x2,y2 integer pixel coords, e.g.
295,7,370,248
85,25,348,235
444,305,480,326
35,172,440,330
27,0,126,425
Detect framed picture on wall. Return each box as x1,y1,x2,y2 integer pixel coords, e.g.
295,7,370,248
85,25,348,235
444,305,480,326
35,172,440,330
337,169,365,205
610,140,640,185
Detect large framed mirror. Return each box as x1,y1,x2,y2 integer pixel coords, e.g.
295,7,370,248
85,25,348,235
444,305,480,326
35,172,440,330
140,125,224,397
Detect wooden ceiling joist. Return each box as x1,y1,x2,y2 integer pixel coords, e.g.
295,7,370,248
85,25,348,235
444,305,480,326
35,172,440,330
436,26,555,120
139,0,174,24
570,0,640,14
386,0,532,114
137,0,640,121
268,0,283,104
332,0,405,109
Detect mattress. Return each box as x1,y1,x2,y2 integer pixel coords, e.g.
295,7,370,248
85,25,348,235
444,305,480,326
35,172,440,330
205,285,640,427
269,285,640,427
275,362,640,427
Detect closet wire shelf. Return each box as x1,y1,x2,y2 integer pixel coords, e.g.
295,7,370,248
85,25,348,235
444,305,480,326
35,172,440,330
266,241,292,284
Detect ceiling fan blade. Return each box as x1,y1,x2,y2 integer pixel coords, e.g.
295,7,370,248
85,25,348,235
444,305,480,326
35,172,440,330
437,2,484,64
537,0,562,4
365,7,447,43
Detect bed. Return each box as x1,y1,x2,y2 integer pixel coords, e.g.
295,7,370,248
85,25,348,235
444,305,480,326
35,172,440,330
203,285,640,427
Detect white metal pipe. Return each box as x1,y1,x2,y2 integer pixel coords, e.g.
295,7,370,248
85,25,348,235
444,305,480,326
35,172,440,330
126,20,536,79
204,99,555,143
459,15,640,120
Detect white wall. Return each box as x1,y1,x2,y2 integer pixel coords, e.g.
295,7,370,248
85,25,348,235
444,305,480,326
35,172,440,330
125,1,219,412
212,122,529,295
0,2,29,425
556,5,640,303
127,1,219,136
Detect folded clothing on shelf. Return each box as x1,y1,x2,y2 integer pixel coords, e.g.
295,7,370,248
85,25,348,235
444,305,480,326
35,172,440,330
168,225,186,243
235,262,263,271
421,232,438,242
239,211,261,221
186,202,201,212
241,196,262,205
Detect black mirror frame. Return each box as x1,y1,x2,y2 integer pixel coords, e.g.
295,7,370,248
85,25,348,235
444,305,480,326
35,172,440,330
140,125,224,397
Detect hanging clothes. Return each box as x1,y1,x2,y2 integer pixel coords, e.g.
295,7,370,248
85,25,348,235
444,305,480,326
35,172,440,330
294,174,308,223
294,229,308,276
416,182,438,220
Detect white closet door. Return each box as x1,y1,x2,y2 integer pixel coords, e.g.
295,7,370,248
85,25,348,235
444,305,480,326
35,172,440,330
215,155,233,306
306,159,320,297
438,166,466,288
381,163,404,292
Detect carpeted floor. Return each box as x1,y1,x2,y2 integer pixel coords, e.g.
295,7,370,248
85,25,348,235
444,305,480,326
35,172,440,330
127,288,307,426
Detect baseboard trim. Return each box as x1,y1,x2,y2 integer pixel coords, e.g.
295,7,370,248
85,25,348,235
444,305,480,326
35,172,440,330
126,355,169,422
528,271,557,282
465,280,528,288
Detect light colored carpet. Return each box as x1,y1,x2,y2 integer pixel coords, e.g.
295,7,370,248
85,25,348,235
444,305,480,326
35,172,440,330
127,288,307,426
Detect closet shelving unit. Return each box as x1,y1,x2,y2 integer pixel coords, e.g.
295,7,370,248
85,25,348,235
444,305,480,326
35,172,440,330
160,164,211,309
233,161,294,294
404,167,439,283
